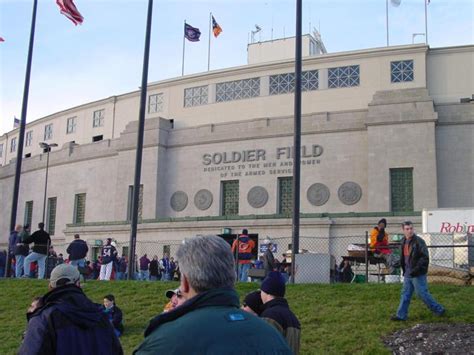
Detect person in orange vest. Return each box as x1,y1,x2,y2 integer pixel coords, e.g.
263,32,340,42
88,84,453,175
231,229,255,282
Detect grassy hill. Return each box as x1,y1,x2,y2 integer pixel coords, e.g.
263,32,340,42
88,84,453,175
0,279,472,354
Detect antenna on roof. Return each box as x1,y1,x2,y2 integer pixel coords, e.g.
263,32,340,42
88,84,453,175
251,24,262,43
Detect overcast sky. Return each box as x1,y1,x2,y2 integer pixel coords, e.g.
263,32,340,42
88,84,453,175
0,0,472,136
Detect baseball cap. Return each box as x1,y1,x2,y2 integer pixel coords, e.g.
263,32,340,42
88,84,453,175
49,264,80,288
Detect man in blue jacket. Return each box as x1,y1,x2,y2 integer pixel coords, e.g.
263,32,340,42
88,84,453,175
67,233,89,268
19,263,123,355
134,235,291,355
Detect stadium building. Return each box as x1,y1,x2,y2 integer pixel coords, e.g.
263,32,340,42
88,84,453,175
1,35,473,259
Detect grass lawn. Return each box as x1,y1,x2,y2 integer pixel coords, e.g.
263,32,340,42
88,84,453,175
0,279,473,354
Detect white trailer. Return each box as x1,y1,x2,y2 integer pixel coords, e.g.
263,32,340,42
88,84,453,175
422,208,474,269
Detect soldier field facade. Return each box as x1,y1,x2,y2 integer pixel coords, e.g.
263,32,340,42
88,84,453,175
1,37,473,258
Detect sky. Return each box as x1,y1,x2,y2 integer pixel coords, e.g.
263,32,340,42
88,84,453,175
0,0,472,136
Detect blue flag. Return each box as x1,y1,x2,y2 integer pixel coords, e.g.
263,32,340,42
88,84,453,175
184,23,201,42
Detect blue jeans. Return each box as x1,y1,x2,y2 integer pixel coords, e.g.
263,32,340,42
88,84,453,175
115,271,124,280
15,255,25,277
139,270,149,281
396,274,445,320
70,259,85,268
24,252,47,279
161,272,171,281
238,263,251,282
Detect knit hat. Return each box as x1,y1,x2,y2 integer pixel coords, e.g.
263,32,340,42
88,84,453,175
378,218,387,227
261,271,286,297
243,290,263,315
49,264,80,288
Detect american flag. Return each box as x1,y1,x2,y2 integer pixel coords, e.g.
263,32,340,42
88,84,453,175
56,0,84,25
212,16,222,38
13,117,20,128
0,37,5,42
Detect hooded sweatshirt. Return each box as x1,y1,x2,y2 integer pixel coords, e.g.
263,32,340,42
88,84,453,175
19,285,123,355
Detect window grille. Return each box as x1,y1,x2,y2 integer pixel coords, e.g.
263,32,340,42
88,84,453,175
278,177,293,215
222,180,239,216
184,85,208,107
328,65,360,88
216,78,260,102
390,168,414,212
391,60,414,83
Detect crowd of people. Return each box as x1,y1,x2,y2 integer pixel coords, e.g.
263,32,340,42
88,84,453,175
5,221,446,354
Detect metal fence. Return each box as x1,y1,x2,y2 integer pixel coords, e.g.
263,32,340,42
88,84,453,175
3,233,473,285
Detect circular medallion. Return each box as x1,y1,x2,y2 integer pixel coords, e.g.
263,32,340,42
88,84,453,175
338,182,362,205
247,186,269,208
194,189,213,210
170,191,188,212
307,183,330,206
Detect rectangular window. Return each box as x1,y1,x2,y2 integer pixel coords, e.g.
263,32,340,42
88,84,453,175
221,180,239,216
25,153,31,158
328,65,360,88
24,201,34,227
46,197,57,236
278,177,293,215
163,245,171,256
93,109,105,127
390,168,414,212
92,135,103,142
216,78,260,102
269,70,319,95
0,143,3,157
44,124,53,140
127,185,143,221
10,138,17,152
73,193,86,224
25,131,33,147
66,117,76,134
148,93,164,113
391,60,414,83
184,85,208,107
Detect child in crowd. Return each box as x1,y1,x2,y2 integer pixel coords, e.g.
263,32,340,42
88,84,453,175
101,294,124,337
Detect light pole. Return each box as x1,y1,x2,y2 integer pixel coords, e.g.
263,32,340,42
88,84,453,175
39,142,57,224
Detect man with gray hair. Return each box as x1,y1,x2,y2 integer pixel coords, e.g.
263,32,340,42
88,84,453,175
134,235,291,354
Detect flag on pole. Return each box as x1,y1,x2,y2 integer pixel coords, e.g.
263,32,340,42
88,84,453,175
56,0,84,25
390,0,401,7
212,15,222,37
13,117,20,128
0,37,5,42
427,0,430,4
184,23,201,42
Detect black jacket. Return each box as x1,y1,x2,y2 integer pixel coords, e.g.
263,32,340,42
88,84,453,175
400,234,430,277
261,297,301,354
263,249,276,275
14,231,30,256
24,229,51,255
67,239,89,260
19,285,123,355
149,260,159,277
100,305,124,333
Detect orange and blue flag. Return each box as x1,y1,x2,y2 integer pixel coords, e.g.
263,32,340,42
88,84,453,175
212,16,222,38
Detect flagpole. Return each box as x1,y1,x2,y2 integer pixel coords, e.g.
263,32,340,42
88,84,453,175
207,12,212,71
291,0,302,284
182,20,186,76
6,0,38,277
127,0,154,280
386,0,389,46
424,0,428,44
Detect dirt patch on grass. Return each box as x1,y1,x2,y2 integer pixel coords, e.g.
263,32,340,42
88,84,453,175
383,323,474,354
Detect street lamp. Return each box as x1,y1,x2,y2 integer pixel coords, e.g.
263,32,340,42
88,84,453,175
39,142,58,224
